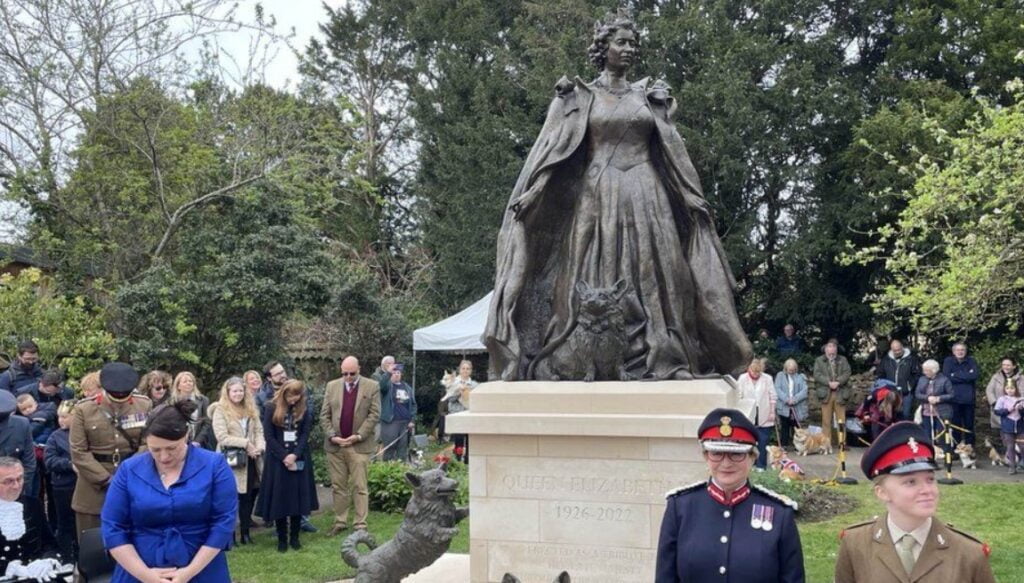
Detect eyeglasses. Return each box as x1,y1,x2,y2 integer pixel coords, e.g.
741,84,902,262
341,372,359,377
706,451,751,463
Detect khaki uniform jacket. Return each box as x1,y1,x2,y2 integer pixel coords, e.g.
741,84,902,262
70,392,152,514
210,403,265,494
320,376,380,456
835,514,995,583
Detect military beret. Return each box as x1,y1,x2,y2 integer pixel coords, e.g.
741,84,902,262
100,362,140,394
860,421,938,478
0,391,15,416
697,407,757,453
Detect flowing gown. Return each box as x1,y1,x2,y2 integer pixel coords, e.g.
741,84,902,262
486,76,753,381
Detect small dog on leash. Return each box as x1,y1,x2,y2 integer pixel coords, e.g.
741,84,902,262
954,443,978,469
793,428,833,456
985,437,1007,467
768,446,806,481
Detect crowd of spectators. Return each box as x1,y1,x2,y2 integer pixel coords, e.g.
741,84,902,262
748,325,1020,474
0,340,479,581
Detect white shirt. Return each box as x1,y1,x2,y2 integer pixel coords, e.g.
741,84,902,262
887,515,932,561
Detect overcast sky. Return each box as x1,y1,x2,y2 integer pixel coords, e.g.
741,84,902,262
222,0,347,90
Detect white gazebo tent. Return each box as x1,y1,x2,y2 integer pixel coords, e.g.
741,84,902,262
411,291,492,388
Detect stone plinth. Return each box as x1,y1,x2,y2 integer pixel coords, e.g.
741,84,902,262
445,380,752,583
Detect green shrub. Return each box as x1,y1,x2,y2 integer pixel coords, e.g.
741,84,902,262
368,461,414,513
973,338,1024,378
366,458,470,513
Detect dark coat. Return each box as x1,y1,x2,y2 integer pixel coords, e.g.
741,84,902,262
16,383,75,406
258,406,319,521
775,335,805,356
380,380,417,424
255,380,275,420
876,350,921,396
0,416,36,493
656,481,805,583
916,374,955,419
941,356,980,405
0,362,42,395
0,495,60,574
44,427,76,489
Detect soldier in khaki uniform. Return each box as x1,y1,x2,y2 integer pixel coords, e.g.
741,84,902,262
835,421,995,583
70,363,151,542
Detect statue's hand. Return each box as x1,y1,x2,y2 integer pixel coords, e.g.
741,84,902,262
510,187,540,220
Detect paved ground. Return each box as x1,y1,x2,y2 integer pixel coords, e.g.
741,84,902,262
336,554,470,583
789,443,1024,484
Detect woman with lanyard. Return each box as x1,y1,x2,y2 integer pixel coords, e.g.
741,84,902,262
258,380,318,552
656,408,805,582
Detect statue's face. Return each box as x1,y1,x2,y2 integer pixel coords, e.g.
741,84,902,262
605,28,637,72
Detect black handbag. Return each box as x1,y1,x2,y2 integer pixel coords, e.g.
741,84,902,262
223,447,247,468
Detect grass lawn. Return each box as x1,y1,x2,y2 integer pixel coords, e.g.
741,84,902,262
801,482,1022,582
228,511,469,583
228,484,1018,582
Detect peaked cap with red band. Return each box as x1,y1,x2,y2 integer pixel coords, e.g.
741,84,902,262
698,408,757,453
860,421,938,478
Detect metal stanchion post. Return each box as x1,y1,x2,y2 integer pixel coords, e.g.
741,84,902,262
837,423,858,485
938,420,963,485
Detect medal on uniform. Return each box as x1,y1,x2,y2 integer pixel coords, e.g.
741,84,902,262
762,505,774,531
750,504,763,529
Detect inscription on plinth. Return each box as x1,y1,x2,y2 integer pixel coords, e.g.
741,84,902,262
487,456,703,505
540,500,650,547
489,541,656,583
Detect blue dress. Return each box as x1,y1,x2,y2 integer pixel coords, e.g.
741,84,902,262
101,445,237,582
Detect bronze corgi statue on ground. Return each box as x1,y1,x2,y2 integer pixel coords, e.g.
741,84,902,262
341,467,468,583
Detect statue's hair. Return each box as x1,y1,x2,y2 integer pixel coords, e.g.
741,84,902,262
587,12,639,70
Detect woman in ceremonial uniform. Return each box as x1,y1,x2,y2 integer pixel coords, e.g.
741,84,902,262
656,408,805,582
834,421,995,583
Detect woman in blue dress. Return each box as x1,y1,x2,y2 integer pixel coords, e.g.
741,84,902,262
102,399,237,583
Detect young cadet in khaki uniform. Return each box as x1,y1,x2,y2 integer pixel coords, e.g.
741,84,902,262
835,421,995,583
70,363,151,542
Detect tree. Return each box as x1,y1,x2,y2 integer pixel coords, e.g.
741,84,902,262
32,77,362,285
0,268,115,379
847,82,1024,337
113,190,338,385
0,0,277,211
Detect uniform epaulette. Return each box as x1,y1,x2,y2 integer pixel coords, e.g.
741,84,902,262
664,480,706,499
133,393,151,402
751,484,799,510
76,394,101,406
946,523,991,557
838,518,875,539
